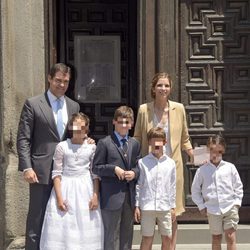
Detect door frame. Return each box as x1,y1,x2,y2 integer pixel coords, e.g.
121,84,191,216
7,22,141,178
44,0,57,79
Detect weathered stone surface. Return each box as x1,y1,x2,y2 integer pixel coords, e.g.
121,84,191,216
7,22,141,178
5,155,29,245
0,0,45,249
6,237,25,250
0,154,5,249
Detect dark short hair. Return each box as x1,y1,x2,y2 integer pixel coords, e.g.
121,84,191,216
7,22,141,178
147,127,166,141
151,72,172,99
67,112,90,137
207,134,226,149
49,63,71,79
113,106,134,122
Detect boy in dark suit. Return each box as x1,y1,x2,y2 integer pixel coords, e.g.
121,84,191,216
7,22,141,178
93,105,141,250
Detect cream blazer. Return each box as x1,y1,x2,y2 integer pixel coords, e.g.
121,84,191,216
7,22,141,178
134,101,192,215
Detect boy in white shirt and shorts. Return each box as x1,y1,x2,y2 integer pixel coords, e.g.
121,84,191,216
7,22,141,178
191,134,243,250
134,127,176,250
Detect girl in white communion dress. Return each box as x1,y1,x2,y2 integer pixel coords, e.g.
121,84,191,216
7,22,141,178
40,113,103,250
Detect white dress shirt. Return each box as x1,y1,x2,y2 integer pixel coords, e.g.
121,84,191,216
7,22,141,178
47,90,68,132
191,160,243,215
135,153,176,211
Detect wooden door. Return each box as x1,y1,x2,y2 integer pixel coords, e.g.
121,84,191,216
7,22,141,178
57,0,137,139
180,0,250,222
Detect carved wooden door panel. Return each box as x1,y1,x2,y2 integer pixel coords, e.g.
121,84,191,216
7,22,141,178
180,0,250,221
57,0,137,139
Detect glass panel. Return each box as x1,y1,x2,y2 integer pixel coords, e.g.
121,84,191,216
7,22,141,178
74,35,121,103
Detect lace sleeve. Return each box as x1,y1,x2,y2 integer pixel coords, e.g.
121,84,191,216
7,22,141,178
89,144,100,180
52,143,64,179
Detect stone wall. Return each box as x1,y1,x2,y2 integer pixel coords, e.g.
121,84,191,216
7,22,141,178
0,1,4,247
0,1,45,249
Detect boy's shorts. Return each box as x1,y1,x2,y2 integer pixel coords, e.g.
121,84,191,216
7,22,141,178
207,205,239,235
140,210,172,237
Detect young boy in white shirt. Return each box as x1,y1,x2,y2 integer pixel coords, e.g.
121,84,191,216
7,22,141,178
191,134,243,250
134,127,176,250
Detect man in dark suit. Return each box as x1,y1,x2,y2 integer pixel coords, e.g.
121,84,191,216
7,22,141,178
93,106,141,250
17,63,80,250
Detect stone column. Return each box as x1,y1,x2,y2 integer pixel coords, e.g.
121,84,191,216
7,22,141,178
155,0,180,99
0,2,5,248
138,0,179,103
0,0,45,249
138,0,156,103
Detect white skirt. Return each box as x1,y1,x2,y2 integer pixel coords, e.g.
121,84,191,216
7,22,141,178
40,173,104,250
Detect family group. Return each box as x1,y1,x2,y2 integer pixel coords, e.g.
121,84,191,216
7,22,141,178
17,63,243,250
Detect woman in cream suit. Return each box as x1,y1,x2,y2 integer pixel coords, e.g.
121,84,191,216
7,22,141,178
134,72,193,250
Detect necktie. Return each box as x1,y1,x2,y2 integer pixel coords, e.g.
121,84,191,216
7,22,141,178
121,138,128,158
56,98,64,139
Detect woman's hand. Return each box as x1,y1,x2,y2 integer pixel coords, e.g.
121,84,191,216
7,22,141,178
171,208,176,222
186,148,194,164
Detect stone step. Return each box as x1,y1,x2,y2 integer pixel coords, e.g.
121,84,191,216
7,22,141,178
132,224,250,245
7,224,250,249
132,244,250,250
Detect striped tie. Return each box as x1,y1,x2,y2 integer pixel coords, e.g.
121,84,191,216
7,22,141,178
121,138,128,158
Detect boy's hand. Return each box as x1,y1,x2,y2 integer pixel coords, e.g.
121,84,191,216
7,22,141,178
134,207,141,223
57,199,68,212
115,166,125,180
124,171,135,181
200,208,207,216
89,193,98,210
171,208,176,222
87,137,95,144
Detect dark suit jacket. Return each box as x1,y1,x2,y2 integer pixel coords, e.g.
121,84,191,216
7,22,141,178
17,92,80,184
92,133,141,210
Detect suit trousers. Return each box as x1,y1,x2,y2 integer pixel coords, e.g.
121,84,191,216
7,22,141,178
101,191,134,250
25,183,52,250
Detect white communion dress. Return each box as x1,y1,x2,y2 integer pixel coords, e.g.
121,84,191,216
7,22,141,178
40,139,104,250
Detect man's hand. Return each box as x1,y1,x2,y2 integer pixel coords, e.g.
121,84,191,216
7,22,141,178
134,207,141,223
124,171,135,181
114,166,125,180
23,169,39,183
